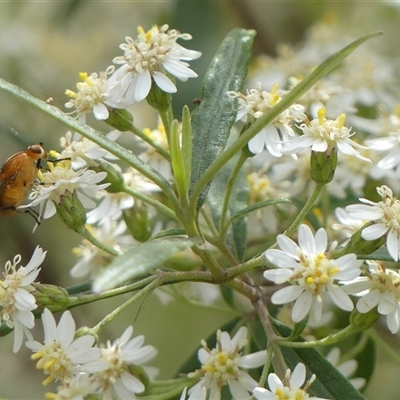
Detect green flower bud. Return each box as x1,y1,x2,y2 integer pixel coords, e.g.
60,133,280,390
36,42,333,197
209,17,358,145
56,191,87,233
344,222,386,256
33,283,70,313
146,81,172,111
349,306,381,331
105,108,133,131
123,201,151,242
310,148,337,184
94,161,125,193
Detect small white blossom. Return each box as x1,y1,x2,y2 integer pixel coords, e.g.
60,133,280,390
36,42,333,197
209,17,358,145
253,363,329,400
59,130,120,169
93,325,158,400
325,347,365,390
104,24,201,107
26,309,106,386
71,220,133,278
228,82,304,156
264,224,362,323
346,185,400,261
282,107,370,162
344,261,400,334
0,246,46,352
188,326,266,400
65,69,114,122
23,160,110,221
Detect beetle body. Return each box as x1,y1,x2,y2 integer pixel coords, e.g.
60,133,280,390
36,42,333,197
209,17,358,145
0,144,47,215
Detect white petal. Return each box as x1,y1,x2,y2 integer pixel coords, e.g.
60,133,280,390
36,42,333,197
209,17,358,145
264,249,298,270
356,290,381,313
327,286,354,311
263,268,293,284
292,290,313,322
229,379,251,400
238,350,266,368
298,224,317,255
153,71,177,93
361,224,389,240
271,285,304,305
134,70,152,102
253,387,275,400
290,363,306,388
57,311,76,347
378,291,396,315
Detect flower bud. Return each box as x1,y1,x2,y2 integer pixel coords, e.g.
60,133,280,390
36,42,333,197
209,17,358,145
146,80,172,111
344,222,386,256
94,161,125,193
56,191,87,233
349,307,380,331
33,283,70,312
123,201,151,242
105,108,133,131
310,149,337,184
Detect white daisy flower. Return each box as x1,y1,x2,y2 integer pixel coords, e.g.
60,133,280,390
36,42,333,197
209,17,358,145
59,130,120,169
0,246,46,352
228,82,304,156
70,220,134,279
26,308,106,386
344,261,400,334
103,24,201,107
346,185,400,261
93,325,158,400
253,363,329,400
264,224,362,323
65,69,114,122
22,160,109,221
325,347,365,390
281,107,370,162
188,326,266,400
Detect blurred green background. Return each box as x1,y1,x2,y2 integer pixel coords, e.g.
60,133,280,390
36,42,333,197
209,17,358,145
1,1,400,398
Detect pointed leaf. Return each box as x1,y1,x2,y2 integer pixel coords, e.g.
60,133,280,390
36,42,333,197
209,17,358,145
92,237,194,292
189,28,255,207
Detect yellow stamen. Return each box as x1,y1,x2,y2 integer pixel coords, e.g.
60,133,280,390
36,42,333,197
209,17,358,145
31,351,44,361
65,89,77,98
306,276,314,284
317,107,326,125
336,113,346,129
137,25,145,35
44,358,56,370
79,72,88,82
42,375,54,386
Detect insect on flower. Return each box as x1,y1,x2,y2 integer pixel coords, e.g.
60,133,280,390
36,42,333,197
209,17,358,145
0,143,47,221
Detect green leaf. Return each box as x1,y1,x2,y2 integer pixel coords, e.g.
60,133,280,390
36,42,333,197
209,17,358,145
269,321,367,400
92,237,194,292
139,377,198,400
189,28,255,208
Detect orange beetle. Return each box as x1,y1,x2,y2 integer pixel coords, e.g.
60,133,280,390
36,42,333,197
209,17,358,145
0,143,47,217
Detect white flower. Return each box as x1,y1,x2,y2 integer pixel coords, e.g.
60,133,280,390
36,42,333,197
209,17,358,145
103,24,201,107
325,347,365,390
26,308,106,385
65,69,114,122
71,220,133,278
59,130,120,169
253,363,329,400
0,246,46,352
45,373,100,400
281,107,370,162
228,82,304,156
180,385,207,400
23,160,110,221
344,261,400,334
331,207,365,244
188,326,266,400
93,325,158,400
346,185,400,261
264,224,362,323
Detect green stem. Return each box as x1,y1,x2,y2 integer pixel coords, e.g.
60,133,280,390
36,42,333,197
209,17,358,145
80,227,121,256
129,124,171,161
219,149,248,239
121,185,178,221
225,254,266,278
278,324,356,348
278,183,325,244
90,277,162,335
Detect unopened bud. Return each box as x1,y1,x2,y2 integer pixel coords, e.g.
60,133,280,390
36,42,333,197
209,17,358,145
105,108,133,131
349,307,380,331
147,81,172,111
310,149,337,184
56,191,87,233
33,283,70,312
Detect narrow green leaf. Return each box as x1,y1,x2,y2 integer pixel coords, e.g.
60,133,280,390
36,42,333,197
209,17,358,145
272,321,367,399
181,105,193,188
189,28,256,207
92,237,194,292
170,119,188,202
